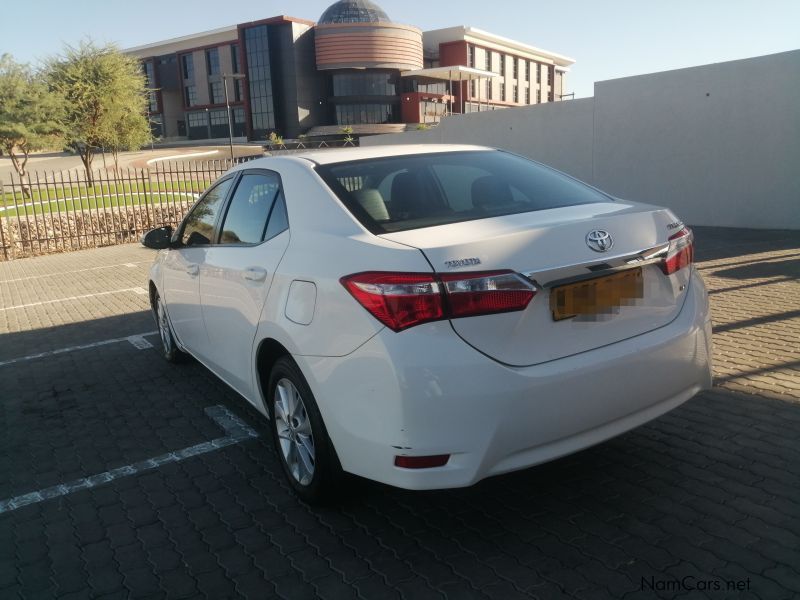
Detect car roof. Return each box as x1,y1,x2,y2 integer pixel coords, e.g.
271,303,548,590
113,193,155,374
242,144,494,169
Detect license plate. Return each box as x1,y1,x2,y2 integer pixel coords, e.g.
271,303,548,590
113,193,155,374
550,268,644,321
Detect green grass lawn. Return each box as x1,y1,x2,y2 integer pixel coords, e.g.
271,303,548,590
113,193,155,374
0,180,212,217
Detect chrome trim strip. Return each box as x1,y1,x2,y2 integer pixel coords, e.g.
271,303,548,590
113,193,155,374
524,242,670,288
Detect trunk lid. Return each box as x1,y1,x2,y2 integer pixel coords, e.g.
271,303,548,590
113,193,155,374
380,201,691,366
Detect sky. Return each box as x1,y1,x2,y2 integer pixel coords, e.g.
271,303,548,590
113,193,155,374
2,0,798,98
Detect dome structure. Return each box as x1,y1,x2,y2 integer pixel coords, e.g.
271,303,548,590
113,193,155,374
318,0,391,25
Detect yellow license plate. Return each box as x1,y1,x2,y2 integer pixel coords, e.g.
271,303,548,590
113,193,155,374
550,268,644,321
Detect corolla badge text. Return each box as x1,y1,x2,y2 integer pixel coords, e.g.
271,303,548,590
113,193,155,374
444,257,482,268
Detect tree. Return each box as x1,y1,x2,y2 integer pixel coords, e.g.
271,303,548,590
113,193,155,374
47,41,151,184
0,54,63,197
100,100,152,173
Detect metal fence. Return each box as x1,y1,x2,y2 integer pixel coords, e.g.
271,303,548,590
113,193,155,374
0,157,259,261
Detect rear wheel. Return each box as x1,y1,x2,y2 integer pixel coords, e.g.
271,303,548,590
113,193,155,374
267,356,343,503
154,291,186,363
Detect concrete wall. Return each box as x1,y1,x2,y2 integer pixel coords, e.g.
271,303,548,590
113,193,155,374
363,50,800,229
592,51,800,229
367,99,595,183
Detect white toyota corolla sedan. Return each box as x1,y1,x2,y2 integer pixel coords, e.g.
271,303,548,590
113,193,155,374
143,144,712,502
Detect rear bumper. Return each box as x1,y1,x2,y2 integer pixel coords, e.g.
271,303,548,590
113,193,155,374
298,269,712,490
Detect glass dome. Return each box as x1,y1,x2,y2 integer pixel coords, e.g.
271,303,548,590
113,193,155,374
318,0,391,24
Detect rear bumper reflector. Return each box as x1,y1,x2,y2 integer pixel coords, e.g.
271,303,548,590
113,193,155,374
394,454,450,469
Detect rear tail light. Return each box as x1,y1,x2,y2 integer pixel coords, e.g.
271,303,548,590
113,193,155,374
441,271,537,318
340,272,443,331
341,270,536,332
660,227,694,275
394,454,450,469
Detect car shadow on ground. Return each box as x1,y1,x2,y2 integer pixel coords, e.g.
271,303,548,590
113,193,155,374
0,311,155,363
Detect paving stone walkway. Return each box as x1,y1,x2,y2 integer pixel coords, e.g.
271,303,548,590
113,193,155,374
0,227,798,599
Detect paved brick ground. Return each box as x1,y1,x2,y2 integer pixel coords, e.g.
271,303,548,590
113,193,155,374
0,227,798,599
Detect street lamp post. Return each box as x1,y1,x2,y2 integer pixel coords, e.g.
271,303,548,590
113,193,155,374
222,73,246,162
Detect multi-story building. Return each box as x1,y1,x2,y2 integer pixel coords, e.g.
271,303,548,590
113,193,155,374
126,0,574,141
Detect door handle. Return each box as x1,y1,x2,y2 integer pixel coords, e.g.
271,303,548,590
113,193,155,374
186,264,199,276
243,267,268,282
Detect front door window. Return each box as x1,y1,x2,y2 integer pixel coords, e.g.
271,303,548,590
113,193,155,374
181,178,234,246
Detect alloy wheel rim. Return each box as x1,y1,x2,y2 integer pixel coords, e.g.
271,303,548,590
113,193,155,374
157,299,172,354
274,378,315,485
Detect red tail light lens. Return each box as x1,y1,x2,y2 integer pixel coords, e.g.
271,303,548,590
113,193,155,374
661,227,694,275
441,271,537,318
340,272,444,331
341,270,536,332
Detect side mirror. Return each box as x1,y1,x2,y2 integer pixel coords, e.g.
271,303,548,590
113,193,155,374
141,226,173,249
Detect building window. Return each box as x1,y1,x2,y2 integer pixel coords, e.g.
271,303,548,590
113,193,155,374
209,109,229,137
513,85,518,103
547,66,553,86
401,77,446,95
184,85,197,107
470,79,476,98
332,72,395,96
500,82,505,101
231,106,246,136
525,87,530,104
485,50,491,72
181,54,194,80
536,88,541,103
209,81,224,104
149,114,163,138
244,25,276,137
234,79,244,102
487,79,492,100
513,58,518,80
467,44,475,68
230,44,240,73
500,55,505,76
536,63,541,84
335,103,397,125
187,111,207,139
525,61,530,82
142,61,157,113
206,48,220,76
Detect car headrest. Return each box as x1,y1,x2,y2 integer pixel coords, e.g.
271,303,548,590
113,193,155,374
471,175,514,209
390,172,426,218
351,188,389,221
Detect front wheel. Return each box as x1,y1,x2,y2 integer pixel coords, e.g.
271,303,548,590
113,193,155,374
154,291,187,363
267,356,343,503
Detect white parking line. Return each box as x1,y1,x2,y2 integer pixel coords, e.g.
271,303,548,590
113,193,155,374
0,261,149,284
0,332,158,367
127,335,154,350
0,405,259,514
0,288,146,312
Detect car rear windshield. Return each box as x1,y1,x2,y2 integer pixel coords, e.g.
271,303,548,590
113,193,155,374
314,150,610,234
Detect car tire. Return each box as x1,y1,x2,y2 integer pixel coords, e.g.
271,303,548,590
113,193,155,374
153,291,187,363
267,356,343,504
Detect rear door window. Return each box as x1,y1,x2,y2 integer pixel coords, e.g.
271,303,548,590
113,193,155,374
315,150,610,234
